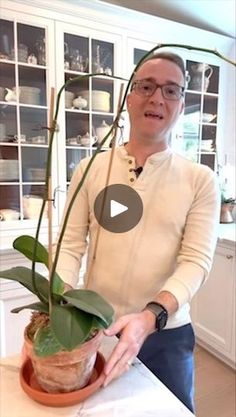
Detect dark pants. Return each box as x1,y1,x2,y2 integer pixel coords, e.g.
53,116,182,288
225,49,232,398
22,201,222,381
137,323,195,413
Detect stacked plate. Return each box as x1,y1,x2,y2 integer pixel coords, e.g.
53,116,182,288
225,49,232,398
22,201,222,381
28,168,45,181
16,86,41,105
81,90,110,112
65,91,74,108
0,160,19,181
20,86,41,105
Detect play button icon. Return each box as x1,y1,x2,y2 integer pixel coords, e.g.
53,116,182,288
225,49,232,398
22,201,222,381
110,200,128,218
94,184,143,233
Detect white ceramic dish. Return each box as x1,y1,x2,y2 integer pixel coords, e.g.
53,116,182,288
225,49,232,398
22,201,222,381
81,90,110,112
28,168,45,181
0,159,19,181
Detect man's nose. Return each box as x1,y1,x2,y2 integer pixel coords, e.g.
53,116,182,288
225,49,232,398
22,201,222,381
149,86,164,103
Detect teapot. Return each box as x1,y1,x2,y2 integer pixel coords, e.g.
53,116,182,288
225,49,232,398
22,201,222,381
190,63,213,92
73,96,87,110
5,88,17,102
78,132,97,146
96,120,112,147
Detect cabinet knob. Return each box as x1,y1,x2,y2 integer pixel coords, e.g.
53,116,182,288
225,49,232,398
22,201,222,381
226,255,233,259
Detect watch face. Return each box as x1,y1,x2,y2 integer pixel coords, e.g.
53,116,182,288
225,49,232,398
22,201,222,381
145,303,168,331
157,310,168,331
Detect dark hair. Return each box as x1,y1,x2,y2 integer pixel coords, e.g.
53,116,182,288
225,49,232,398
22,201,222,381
136,51,186,80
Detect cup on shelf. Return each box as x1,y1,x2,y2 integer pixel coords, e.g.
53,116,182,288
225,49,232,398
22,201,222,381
31,135,45,144
13,134,26,143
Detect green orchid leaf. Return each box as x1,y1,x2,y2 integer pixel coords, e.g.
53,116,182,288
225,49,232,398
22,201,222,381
11,301,49,314
13,235,49,265
13,235,65,296
0,266,49,301
92,316,109,330
34,325,63,357
63,289,114,327
51,304,93,351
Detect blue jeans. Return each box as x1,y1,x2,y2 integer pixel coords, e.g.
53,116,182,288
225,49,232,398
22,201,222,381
137,323,195,413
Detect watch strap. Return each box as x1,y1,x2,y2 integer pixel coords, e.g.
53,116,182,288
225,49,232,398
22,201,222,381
144,301,168,331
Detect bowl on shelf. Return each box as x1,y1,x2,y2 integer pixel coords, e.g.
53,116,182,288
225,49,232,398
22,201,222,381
0,159,19,181
81,90,110,112
28,168,45,181
14,86,41,105
23,195,47,219
202,113,216,123
201,139,213,151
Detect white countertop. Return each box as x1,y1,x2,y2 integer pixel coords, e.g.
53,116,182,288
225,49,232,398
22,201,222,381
218,223,236,245
0,336,194,417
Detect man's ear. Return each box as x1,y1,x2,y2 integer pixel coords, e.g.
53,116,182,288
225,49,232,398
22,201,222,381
126,93,131,109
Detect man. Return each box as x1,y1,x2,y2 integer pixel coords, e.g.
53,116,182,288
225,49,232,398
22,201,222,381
55,52,220,412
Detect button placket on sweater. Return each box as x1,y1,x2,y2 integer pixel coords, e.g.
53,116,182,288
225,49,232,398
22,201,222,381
127,158,136,184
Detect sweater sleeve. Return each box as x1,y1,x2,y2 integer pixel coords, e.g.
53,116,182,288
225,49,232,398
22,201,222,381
160,167,221,307
52,160,89,288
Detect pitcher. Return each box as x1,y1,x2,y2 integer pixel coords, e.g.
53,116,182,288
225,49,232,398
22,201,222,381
190,63,213,92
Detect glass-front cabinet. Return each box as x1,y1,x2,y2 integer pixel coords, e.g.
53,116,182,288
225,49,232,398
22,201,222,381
0,13,122,245
0,12,56,243
179,59,219,170
55,22,122,191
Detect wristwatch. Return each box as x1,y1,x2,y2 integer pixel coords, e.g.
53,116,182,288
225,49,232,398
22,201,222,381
144,302,168,331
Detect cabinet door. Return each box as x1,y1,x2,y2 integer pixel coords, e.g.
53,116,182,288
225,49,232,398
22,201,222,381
191,245,235,365
0,12,58,246
55,22,122,217
0,282,37,357
172,52,220,171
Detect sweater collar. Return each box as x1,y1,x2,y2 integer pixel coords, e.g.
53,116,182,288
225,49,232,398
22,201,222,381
117,144,172,165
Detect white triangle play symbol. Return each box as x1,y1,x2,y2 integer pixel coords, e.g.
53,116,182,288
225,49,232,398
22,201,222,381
110,199,128,218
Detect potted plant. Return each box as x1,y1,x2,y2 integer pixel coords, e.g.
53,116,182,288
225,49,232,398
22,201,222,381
0,44,235,402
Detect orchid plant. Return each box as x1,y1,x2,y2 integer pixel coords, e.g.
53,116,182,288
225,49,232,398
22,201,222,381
0,43,235,357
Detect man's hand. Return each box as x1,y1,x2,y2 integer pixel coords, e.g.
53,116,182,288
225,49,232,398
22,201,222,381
102,310,156,387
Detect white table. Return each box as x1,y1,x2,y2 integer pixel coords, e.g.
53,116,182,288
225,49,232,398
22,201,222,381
0,336,194,417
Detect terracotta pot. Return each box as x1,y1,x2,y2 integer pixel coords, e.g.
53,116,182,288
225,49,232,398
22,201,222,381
23,327,103,393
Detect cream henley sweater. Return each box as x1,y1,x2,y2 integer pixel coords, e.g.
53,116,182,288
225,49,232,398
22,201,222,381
54,146,220,329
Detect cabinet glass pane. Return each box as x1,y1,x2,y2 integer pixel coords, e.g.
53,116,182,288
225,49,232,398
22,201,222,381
66,148,88,181
0,104,17,141
0,185,20,217
187,60,214,93
0,62,15,100
64,33,89,72
0,19,14,60
133,48,147,66
92,78,114,113
22,147,47,182
202,96,218,123
18,67,46,106
200,153,215,170
92,39,113,75
0,145,19,182
22,185,47,220
19,107,47,144
66,112,89,144
17,23,46,66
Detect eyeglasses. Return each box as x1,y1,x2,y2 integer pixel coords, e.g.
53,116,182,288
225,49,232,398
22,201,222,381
131,80,185,100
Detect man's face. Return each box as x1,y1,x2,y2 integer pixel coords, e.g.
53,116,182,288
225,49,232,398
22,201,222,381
127,58,185,143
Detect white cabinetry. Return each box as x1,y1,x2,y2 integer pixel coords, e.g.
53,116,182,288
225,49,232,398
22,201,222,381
191,240,236,369
0,281,36,357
